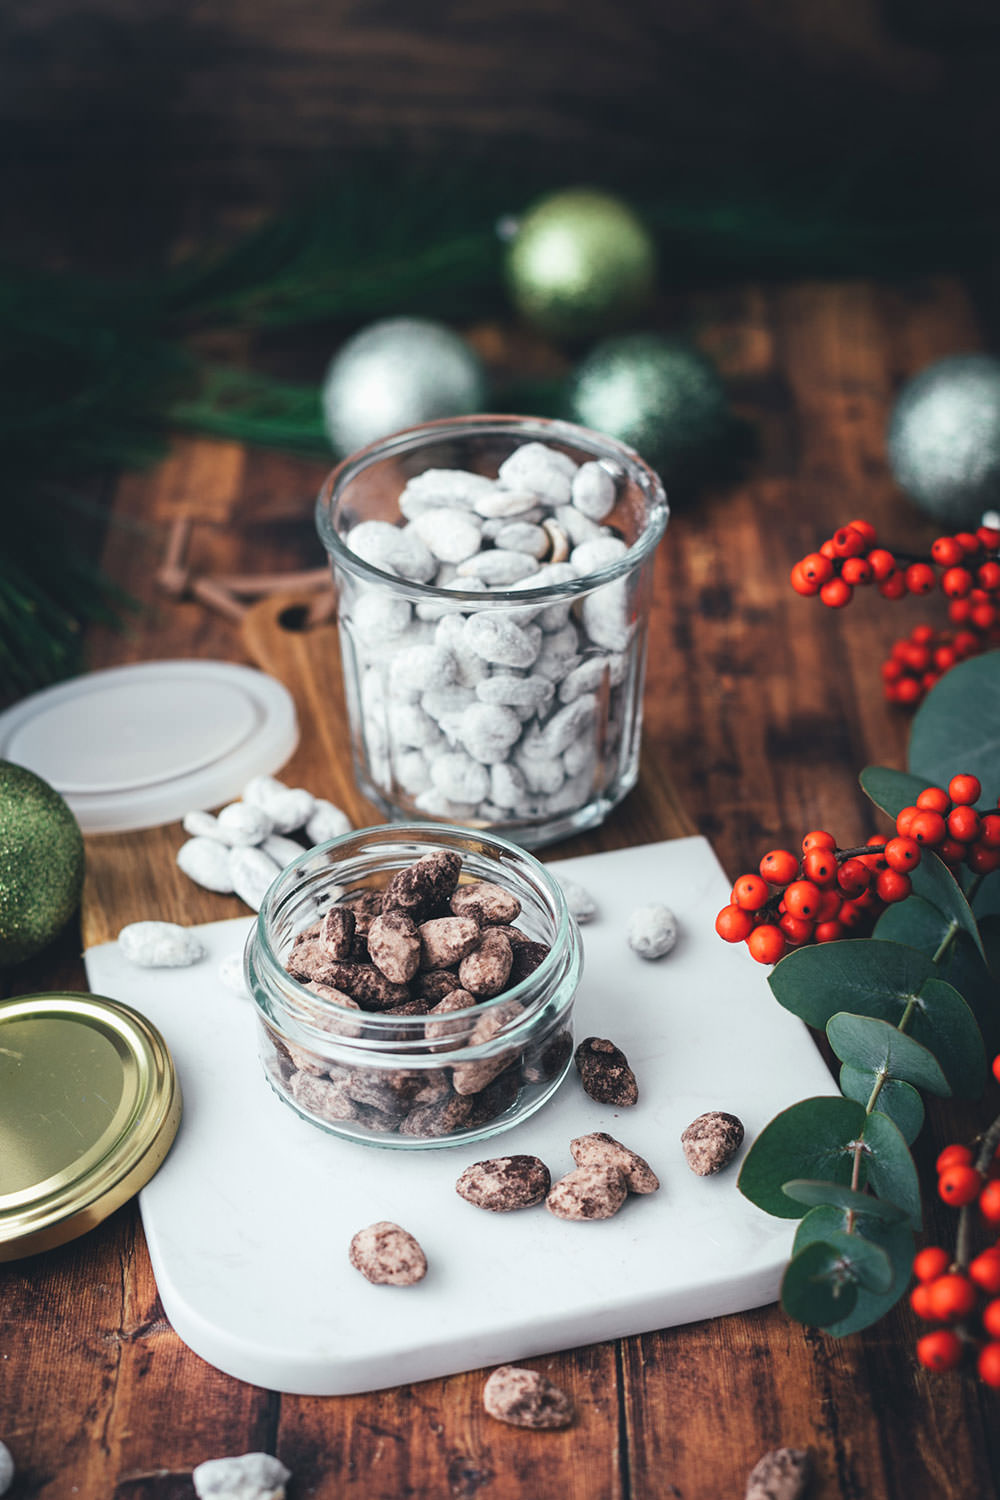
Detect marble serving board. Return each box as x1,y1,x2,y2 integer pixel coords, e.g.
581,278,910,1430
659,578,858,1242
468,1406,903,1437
83,835,837,1396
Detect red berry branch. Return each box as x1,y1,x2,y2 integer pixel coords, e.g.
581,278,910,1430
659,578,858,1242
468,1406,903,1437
716,773,1000,965
910,1060,1000,1388
790,519,1000,705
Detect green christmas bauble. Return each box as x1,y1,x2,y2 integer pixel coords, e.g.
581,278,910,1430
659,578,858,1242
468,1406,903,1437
567,334,731,487
321,316,488,457
0,761,85,966
888,354,1000,526
505,188,657,341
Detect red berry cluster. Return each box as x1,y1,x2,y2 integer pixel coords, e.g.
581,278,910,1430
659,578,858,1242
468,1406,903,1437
896,774,1000,875
790,519,1000,705
715,774,998,965
791,519,1000,611
911,1060,1000,1387
881,620,1000,707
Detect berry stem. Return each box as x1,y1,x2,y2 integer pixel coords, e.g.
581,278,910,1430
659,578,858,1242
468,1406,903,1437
955,1111,1000,1271
974,1113,1000,1176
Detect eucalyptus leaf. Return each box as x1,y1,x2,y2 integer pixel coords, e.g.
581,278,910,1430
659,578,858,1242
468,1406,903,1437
840,1064,925,1143
781,1178,908,1222
873,895,951,956
935,931,1000,1057
826,1012,951,1097
792,1206,914,1336
910,977,987,1098
860,1109,922,1229
908,852,986,961
974,881,1000,921
859,765,932,821
768,940,936,1030
981,913,1000,972
780,1240,860,1325
738,1097,865,1218
875,902,999,1052
770,943,985,1096
908,651,1000,805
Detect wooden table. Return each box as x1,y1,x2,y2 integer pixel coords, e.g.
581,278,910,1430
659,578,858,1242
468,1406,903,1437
2,276,998,1499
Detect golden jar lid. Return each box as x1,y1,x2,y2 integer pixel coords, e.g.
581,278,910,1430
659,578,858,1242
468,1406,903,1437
0,991,181,1261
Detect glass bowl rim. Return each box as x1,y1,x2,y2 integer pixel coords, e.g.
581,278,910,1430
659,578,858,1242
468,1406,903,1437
249,820,582,1043
314,412,669,601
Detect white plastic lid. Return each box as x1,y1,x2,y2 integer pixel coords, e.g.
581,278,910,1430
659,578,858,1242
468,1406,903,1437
0,661,299,833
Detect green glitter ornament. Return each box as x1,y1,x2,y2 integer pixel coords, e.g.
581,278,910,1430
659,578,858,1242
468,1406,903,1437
567,334,732,490
505,189,657,341
0,761,85,966
888,354,1000,526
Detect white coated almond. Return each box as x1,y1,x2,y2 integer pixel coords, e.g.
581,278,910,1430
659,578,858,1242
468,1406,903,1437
227,846,281,911
177,836,236,894
118,921,206,969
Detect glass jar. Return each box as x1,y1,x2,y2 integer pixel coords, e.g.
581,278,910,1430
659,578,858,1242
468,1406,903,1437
245,823,583,1149
315,414,668,849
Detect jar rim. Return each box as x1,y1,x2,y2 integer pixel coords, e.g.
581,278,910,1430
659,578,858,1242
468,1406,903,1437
249,821,581,1046
314,412,669,600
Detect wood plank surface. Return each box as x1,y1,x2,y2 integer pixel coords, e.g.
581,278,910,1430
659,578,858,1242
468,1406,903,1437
3,277,999,1499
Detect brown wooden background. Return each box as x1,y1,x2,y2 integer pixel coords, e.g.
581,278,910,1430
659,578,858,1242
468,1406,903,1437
3,5,1000,1496
4,0,1000,265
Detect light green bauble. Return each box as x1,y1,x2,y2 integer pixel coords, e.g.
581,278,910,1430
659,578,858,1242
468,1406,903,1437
505,188,657,341
888,354,1000,526
0,761,85,966
321,317,488,457
567,334,731,488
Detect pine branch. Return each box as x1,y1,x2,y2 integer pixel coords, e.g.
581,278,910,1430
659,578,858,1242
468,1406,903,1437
0,524,138,703
169,365,330,455
162,164,510,331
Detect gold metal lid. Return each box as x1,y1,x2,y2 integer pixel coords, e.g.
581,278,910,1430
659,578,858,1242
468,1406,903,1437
0,991,181,1261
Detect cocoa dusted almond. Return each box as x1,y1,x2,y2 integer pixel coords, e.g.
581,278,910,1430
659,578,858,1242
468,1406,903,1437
451,1000,524,1095
450,880,522,925
681,1110,745,1176
458,927,513,997
318,904,356,959
293,958,410,1010
545,1163,628,1221
456,1155,551,1212
381,849,462,922
570,1132,659,1194
574,1036,638,1107
348,1221,427,1285
508,939,550,985
745,1447,813,1500
418,915,482,970
341,888,383,937
482,1365,574,1429
367,910,421,984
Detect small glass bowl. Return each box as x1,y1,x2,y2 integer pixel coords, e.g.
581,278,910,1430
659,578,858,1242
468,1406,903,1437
244,823,583,1150
315,414,668,849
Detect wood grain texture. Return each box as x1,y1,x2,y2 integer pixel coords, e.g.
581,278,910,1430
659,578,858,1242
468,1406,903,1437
5,0,1000,263
4,277,1000,1499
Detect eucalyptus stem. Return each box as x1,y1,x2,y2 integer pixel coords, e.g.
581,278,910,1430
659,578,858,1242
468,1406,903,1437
845,920,965,1233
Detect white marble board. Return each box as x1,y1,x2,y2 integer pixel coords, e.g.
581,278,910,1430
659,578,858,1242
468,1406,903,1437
83,836,837,1396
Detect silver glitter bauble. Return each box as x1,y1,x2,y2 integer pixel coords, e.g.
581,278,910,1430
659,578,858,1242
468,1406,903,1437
567,334,730,487
321,317,488,456
888,354,1000,526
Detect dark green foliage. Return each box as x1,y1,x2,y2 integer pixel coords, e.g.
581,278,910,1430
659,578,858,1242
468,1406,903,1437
740,663,999,1335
